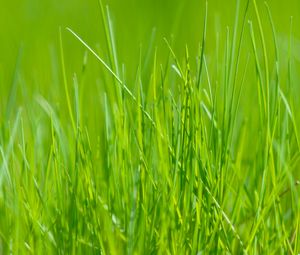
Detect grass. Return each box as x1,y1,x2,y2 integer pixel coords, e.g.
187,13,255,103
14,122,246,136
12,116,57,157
0,0,300,254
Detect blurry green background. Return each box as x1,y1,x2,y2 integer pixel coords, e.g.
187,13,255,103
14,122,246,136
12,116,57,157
1,0,300,118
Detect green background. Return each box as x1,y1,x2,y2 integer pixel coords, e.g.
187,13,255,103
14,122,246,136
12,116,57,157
1,0,300,95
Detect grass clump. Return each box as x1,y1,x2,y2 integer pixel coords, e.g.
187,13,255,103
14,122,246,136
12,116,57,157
0,0,299,254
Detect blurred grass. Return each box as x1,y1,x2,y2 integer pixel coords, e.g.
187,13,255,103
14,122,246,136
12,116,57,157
1,0,300,135
1,0,300,99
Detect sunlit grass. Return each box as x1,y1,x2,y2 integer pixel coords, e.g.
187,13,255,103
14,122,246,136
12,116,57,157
0,0,299,254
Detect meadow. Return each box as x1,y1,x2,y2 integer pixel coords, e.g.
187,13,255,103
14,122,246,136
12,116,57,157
0,0,300,254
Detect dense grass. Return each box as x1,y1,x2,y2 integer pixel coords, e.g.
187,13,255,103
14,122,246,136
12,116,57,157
1,0,300,254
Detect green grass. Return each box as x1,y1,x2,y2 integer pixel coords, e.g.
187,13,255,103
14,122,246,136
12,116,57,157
0,0,300,254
